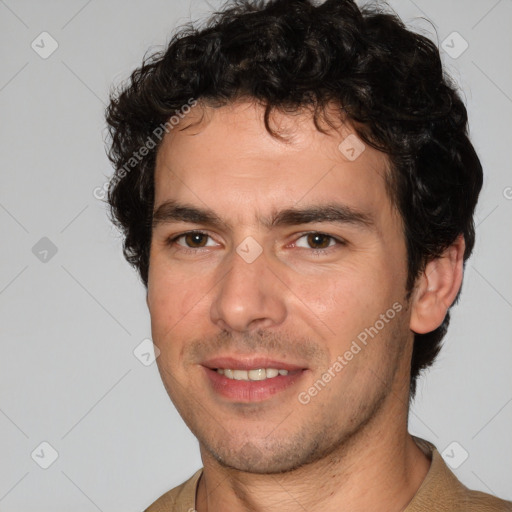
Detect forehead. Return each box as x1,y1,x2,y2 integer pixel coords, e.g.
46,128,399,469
153,101,393,223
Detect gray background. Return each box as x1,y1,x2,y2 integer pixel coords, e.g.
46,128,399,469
0,0,511,510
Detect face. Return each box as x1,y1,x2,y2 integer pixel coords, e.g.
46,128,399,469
147,101,413,474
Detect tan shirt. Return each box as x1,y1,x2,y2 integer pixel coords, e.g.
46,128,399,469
144,438,512,511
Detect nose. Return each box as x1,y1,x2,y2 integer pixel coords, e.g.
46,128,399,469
210,247,287,333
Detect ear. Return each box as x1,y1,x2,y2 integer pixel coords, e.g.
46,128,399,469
410,235,465,334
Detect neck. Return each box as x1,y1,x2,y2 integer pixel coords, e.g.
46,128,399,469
195,397,431,512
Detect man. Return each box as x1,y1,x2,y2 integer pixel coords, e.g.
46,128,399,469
105,0,512,510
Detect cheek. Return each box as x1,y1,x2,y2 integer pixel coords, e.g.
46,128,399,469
290,258,401,359
292,261,382,320
147,259,209,339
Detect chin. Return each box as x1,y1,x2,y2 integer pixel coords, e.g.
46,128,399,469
202,433,326,475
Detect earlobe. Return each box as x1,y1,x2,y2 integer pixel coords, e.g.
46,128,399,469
410,235,465,334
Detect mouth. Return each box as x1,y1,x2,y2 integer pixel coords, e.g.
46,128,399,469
216,367,294,380
201,356,308,403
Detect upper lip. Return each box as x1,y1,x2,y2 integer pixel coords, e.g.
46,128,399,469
201,355,307,371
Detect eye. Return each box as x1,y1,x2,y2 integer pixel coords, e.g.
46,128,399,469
294,232,343,251
169,231,218,249
165,230,344,255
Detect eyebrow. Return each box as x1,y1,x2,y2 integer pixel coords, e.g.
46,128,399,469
152,200,375,231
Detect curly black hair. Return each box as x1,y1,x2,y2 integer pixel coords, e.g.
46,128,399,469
105,0,483,397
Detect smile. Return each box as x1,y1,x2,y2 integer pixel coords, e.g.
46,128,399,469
216,368,291,380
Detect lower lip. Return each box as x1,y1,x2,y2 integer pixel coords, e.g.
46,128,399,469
203,367,307,402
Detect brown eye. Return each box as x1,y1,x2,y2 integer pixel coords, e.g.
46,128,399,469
167,231,217,252
305,233,334,249
183,232,209,247
293,232,344,253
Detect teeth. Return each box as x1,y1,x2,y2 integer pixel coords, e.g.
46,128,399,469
216,368,288,380
248,369,266,380
233,370,247,380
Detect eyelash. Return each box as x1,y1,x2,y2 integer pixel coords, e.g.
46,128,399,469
165,230,346,256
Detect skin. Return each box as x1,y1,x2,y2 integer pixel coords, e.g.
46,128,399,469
147,100,465,511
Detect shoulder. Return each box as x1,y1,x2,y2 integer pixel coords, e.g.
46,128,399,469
407,438,512,512
459,489,512,511
144,469,202,512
